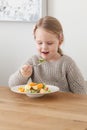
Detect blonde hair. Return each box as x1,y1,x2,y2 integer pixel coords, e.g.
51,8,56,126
33,16,64,55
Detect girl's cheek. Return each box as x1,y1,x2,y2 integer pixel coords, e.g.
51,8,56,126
36,45,39,50
37,46,40,50
37,47,41,53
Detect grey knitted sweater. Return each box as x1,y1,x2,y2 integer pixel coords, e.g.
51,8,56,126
8,55,87,94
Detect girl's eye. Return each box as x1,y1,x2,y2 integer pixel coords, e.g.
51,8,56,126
37,42,42,45
47,42,53,45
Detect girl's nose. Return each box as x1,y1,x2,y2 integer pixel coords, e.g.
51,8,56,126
42,43,48,49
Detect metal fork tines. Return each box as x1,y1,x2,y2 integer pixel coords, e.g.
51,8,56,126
33,63,42,67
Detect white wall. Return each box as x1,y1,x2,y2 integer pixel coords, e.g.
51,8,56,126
0,0,87,86
48,0,87,80
0,22,37,86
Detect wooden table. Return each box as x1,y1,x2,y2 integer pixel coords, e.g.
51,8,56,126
0,86,87,130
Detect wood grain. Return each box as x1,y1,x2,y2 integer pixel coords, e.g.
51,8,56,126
0,86,87,130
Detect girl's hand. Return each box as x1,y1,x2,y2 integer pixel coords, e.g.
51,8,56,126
20,65,32,78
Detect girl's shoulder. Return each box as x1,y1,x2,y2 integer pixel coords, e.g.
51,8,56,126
58,55,79,72
61,55,76,63
59,54,77,67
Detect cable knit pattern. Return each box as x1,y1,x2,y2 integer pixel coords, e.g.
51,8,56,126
8,55,87,94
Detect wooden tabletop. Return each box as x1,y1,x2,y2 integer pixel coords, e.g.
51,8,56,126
0,86,87,130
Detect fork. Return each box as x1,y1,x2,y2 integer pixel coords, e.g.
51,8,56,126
33,63,43,67
33,60,46,67
33,61,46,82
32,58,46,67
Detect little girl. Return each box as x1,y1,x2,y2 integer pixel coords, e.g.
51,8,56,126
9,16,87,94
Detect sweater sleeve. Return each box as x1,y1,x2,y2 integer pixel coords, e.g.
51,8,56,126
66,58,87,94
8,70,30,87
8,57,33,87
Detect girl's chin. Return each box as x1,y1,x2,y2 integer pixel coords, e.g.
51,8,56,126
41,56,47,60
41,55,47,60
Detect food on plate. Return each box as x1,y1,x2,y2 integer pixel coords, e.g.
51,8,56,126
18,82,51,94
18,87,25,92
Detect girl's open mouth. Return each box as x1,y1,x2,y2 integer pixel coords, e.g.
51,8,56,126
42,52,49,54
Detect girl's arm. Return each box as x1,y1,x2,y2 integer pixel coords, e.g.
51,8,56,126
8,58,33,87
8,70,30,87
66,59,87,94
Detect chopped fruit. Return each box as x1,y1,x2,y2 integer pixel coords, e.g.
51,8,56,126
32,85,38,90
25,84,31,91
36,83,43,89
29,82,37,86
44,87,48,91
40,88,46,93
18,87,25,92
18,82,51,94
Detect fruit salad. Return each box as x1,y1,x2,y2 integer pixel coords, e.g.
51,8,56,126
18,82,51,94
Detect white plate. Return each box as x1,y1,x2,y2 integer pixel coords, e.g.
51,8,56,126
11,85,59,98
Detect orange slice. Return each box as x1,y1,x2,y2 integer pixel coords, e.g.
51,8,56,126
29,82,37,87
18,87,25,92
37,83,43,89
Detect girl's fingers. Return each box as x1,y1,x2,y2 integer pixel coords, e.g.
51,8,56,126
20,64,32,77
22,65,32,71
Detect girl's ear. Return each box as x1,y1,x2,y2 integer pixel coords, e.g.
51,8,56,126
58,33,63,46
59,33,63,42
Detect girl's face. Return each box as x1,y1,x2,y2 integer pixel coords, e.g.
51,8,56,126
35,27,60,61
